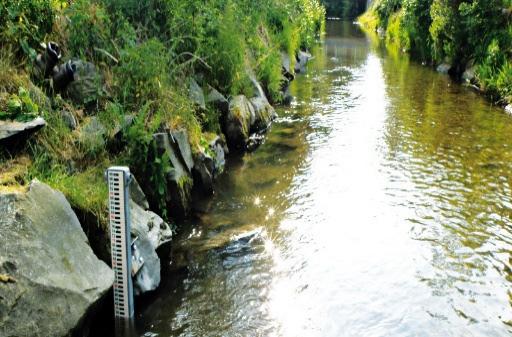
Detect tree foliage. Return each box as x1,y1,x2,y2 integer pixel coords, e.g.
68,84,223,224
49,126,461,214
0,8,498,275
360,0,512,103
321,0,367,18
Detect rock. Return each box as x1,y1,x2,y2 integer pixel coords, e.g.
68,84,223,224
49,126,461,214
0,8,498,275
63,59,102,106
77,116,106,151
60,109,78,130
281,52,295,81
462,66,477,84
295,50,312,73
151,132,193,217
130,176,149,210
206,86,229,116
436,63,452,74
282,86,293,106
130,200,172,295
209,136,226,177
189,78,206,110
0,117,46,144
0,180,114,337
222,95,254,151
192,152,214,196
250,96,276,132
170,129,194,173
247,76,276,133
112,114,135,139
505,104,512,115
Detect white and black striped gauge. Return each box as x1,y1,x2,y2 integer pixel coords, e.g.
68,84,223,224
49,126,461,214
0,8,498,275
107,166,135,319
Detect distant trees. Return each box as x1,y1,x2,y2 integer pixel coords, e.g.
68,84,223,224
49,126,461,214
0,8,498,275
322,0,368,18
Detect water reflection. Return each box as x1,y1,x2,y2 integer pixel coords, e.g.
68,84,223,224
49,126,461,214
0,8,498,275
136,21,512,337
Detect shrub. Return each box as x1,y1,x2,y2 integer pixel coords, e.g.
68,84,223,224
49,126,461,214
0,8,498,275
0,0,55,59
204,2,252,96
114,39,169,108
67,0,112,59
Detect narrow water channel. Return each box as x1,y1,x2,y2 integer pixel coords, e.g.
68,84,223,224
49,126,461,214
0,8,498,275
137,21,512,336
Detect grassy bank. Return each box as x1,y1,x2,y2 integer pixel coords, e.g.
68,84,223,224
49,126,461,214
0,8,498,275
0,0,324,225
359,0,512,106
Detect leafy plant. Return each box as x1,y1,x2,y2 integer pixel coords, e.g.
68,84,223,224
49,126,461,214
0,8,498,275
0,87,39,122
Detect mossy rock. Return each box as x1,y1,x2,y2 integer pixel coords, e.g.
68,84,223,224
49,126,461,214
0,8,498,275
223,95,255,151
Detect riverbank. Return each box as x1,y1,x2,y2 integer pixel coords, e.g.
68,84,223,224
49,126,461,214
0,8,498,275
0,1,324,336
358,0,512,111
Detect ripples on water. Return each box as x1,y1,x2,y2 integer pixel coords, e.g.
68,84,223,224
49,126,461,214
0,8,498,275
134,21,512,337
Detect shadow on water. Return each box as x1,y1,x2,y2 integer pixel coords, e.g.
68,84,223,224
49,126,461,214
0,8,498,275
98,20,512,337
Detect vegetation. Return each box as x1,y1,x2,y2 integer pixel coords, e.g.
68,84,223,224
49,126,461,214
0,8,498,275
321,0,367,18
359,0,512,105
0,0,325,223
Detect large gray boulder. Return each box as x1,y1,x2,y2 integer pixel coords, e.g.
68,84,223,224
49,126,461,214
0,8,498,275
0,180,114,337
222,95,254,151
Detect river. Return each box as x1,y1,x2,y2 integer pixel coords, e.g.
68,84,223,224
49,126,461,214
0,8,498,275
133,20,512,337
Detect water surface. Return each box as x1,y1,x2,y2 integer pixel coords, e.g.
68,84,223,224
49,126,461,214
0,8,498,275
138,21,512,337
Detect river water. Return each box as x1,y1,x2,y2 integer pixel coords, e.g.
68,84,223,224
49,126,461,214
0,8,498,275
136,21,512,337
